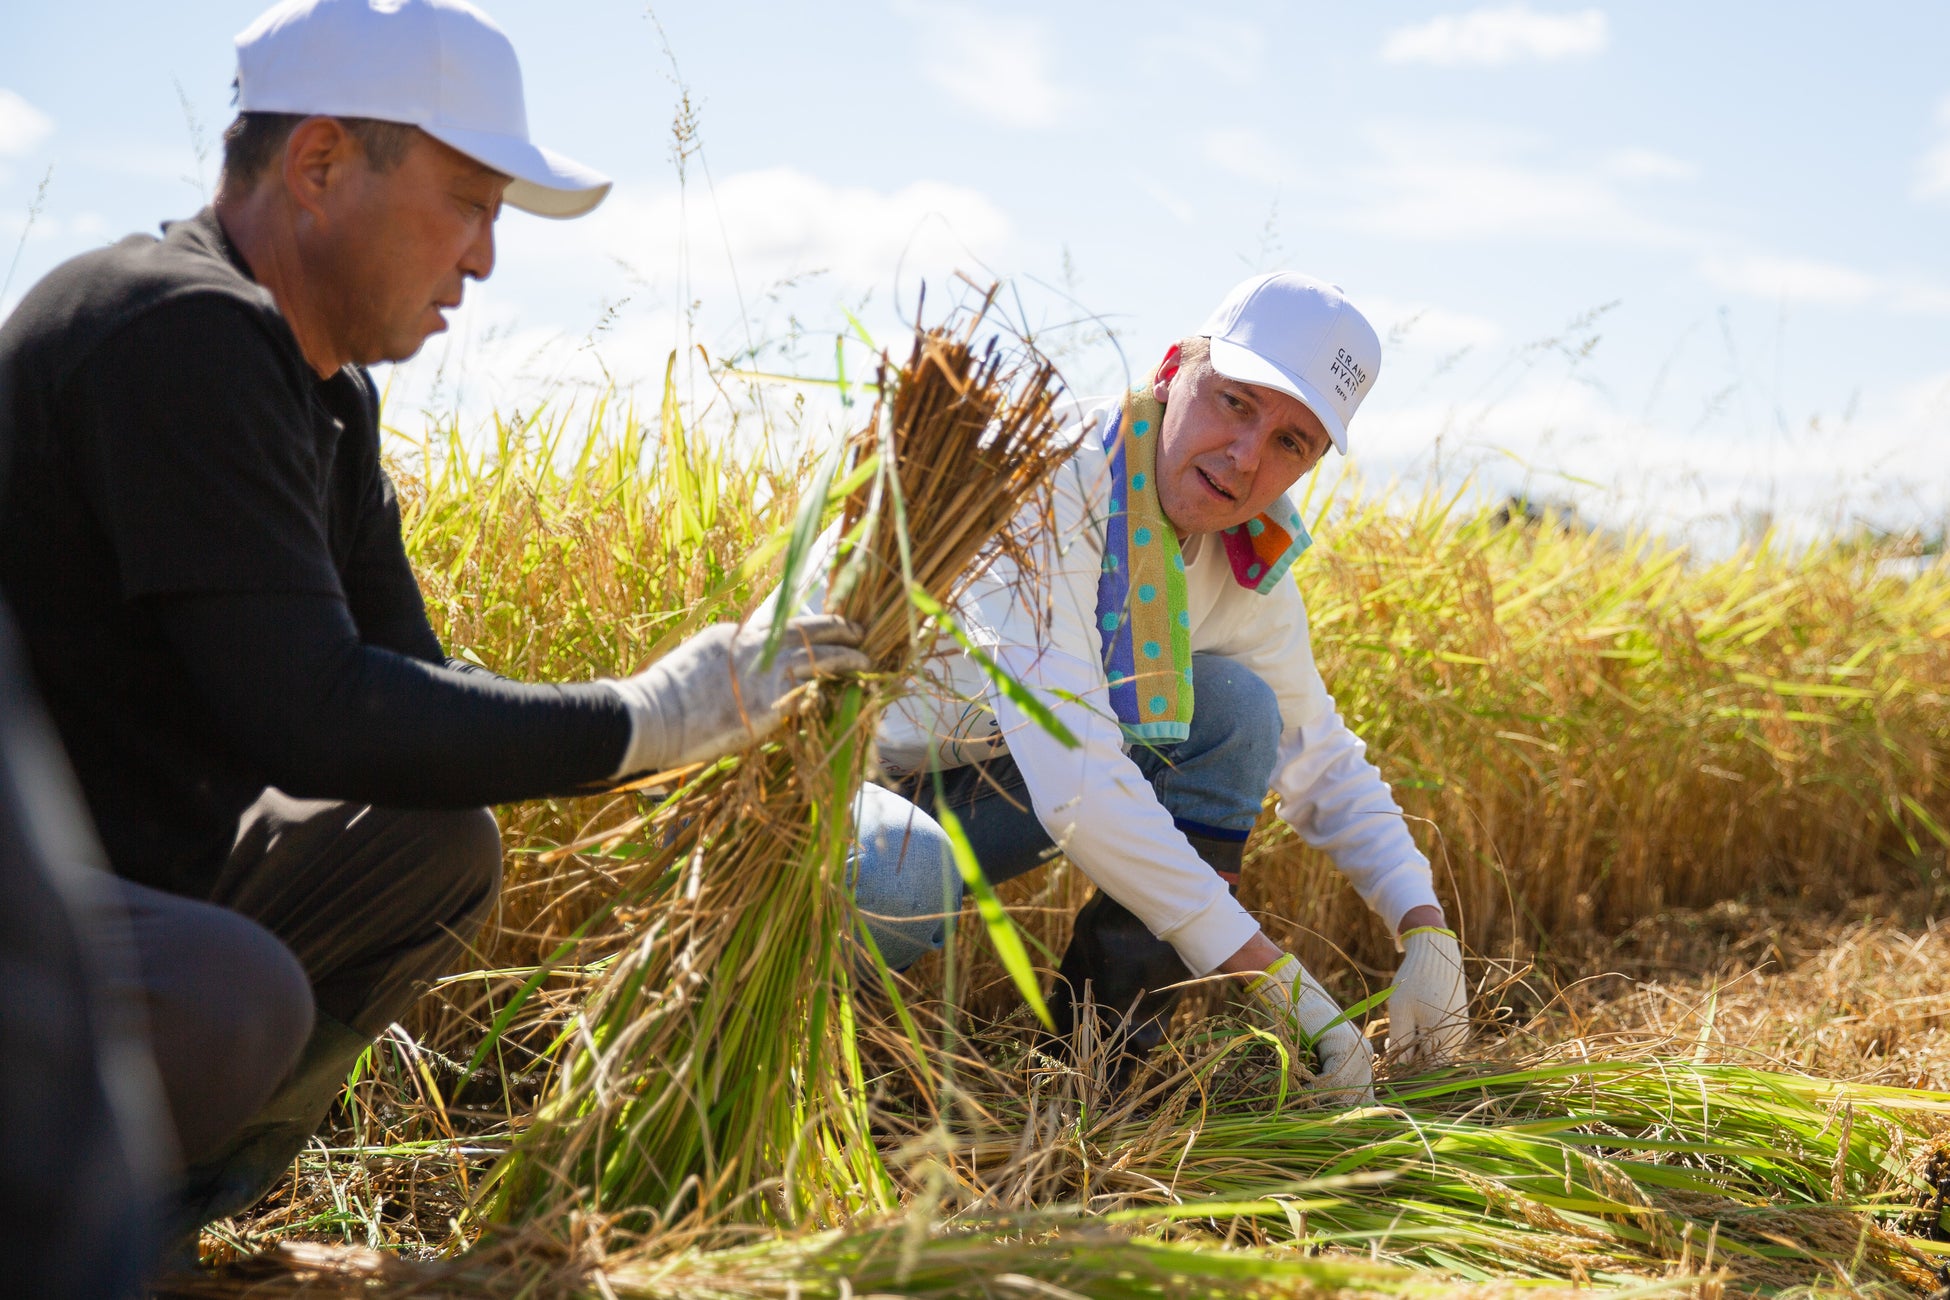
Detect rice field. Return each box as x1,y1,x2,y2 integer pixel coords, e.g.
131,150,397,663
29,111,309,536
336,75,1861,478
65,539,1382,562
167,316,1950,1299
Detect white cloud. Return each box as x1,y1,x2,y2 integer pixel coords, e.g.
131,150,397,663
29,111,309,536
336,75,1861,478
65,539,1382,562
1138,179,1195,225
1914,94,1950,202
1381,5,1608,68
1605,147,1698,181
1698,253,1878,306
1340,122,1684,246
0,210,110,244
1332,120,1940,321
1891,282,1950,315
1352,369,1950,551
1136,20,1265,83
379,167,1019,427
579,166,1012,297
1360,159,1637,241
1684,245,1950,316
1360,295,1504,353
0,89,53,157
1201,127,1291,187
1691,250,1950,317
899,2,1075,129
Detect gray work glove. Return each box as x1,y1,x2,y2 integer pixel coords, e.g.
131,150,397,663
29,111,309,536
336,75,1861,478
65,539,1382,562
603,615,869,778
1243,953,1376,1105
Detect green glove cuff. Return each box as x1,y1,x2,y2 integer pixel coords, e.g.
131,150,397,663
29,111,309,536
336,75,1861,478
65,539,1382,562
1244,952,1299,1000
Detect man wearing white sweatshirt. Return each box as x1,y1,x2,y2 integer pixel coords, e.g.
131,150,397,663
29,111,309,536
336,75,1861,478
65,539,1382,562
846,273,1468,1099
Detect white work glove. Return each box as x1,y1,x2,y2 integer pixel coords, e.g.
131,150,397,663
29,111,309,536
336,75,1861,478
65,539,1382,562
603,615,869,778
1388,926,1469,1068
1243,954,1375,1105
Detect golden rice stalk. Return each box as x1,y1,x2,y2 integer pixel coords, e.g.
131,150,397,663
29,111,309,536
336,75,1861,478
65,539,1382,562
484,290,1073,1237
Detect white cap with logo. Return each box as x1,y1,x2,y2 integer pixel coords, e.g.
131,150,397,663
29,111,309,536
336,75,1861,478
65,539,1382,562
1198,272,1381,455
233,0,610,219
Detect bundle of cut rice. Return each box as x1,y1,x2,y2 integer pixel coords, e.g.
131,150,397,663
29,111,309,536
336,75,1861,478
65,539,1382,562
487,292,1073,1235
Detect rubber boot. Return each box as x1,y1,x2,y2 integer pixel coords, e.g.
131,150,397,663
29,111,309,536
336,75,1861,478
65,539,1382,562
160,1011,371,1257
1044,833,1245,1090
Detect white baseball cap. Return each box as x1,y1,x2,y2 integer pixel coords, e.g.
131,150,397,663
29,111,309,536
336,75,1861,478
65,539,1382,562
233,0,610,219
1197,272,1381,454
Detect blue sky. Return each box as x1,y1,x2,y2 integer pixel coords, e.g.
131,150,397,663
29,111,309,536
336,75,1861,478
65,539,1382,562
5,2,1948,545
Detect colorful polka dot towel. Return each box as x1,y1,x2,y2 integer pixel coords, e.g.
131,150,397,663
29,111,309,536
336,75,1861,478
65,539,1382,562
1094,384,1313,744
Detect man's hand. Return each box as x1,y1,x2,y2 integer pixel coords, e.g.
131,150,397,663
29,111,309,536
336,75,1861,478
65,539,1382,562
1242,954,1375,1104
1388,921,1468,1068
606,615,869,778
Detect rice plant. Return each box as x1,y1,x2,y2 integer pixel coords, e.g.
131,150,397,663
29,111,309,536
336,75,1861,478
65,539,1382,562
178,303,1950,1297
940,484,1950,1022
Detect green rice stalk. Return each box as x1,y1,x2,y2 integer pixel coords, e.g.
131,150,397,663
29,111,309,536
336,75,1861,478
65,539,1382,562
865,1027,1947,1293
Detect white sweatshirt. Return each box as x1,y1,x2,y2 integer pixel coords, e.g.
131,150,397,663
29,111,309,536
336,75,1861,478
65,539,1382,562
803,398,1439,975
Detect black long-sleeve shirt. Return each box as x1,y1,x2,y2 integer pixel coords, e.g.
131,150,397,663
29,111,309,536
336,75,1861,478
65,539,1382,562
0,209,629,899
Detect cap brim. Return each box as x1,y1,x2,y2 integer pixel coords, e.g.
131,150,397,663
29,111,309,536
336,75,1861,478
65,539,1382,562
422,124,611,219
1206,335,1349,454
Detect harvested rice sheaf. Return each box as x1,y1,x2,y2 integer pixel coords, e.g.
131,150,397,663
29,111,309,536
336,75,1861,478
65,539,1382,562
484,292,1075,1235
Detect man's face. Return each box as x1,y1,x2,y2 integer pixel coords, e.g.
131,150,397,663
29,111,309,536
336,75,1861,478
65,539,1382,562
1152,349,1333,536
310,131,507,366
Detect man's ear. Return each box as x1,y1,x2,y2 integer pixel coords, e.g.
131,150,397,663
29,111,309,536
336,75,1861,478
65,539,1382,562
1152,343,1182,403
282,116,359,221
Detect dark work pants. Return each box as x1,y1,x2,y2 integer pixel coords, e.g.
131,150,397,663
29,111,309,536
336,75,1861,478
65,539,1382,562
111,790,502,1246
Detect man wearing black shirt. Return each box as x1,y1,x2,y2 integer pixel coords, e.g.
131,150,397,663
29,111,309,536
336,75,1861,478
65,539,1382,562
0,0,864,1255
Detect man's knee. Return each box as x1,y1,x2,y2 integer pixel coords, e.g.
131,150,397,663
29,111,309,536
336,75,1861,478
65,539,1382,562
214,913,316,1098
1187,655,1282,758
850,784,961,971
132,893,314,1161
433,805,503,897
132,887,314,1072
411,806,503,933
1138,658,1280,842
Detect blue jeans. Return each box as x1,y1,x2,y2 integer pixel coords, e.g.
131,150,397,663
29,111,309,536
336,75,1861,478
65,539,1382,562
850,654,1282,976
